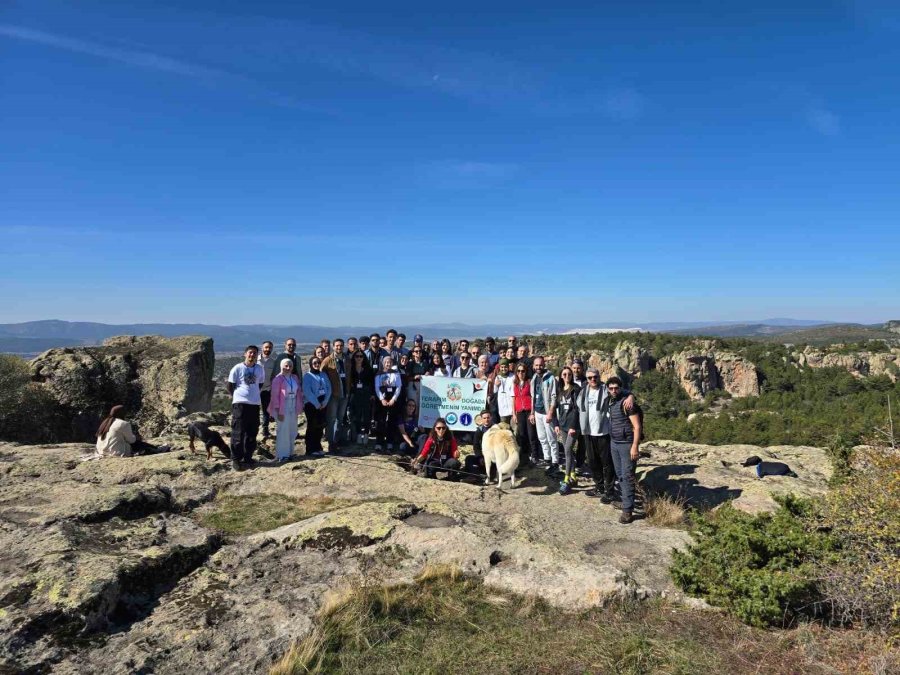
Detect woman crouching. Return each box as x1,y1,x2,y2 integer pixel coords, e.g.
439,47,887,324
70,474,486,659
411,418,461,480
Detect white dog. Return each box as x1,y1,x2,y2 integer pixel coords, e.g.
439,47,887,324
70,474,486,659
481,423,520,488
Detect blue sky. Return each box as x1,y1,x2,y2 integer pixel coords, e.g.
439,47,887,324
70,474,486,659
1,0,898,325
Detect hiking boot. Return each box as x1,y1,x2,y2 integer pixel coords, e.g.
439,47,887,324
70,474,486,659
600,493,615,504
544,463,559,477
619,510,634,524
231,459,242,471
585,488,604,498
558,481,572,495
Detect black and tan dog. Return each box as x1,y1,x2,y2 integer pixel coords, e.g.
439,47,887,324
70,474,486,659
187,421,231,460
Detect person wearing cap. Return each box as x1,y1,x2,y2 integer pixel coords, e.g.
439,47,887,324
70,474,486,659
484,337,500,370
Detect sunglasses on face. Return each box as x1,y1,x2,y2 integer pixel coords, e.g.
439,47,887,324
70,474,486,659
435,426,447,431
587,375,598,380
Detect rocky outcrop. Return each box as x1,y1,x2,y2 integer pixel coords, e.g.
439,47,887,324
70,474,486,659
885,320,900,334
637,440,832,514
794,346,899,382
30,335,215,442
655,350,760,400
0,438,691,673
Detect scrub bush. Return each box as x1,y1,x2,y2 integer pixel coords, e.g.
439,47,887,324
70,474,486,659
0,354,59,443
671,496,833,628
816,444,900,631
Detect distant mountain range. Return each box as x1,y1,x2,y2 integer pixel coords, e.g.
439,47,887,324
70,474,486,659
2,318,895,355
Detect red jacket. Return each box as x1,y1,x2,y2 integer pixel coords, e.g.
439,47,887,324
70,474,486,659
418,436,459,462
514,380,532,413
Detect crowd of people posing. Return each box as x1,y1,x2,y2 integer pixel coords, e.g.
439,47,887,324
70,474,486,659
227,330,645,524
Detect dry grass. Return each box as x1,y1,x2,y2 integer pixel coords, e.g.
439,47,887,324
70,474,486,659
269,570,893,675
196,493,355,535
643,489,689,528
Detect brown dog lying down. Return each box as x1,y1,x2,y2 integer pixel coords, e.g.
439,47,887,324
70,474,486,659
187,421,231,460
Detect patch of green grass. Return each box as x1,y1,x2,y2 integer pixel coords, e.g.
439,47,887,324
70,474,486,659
197,494,354,535
271,568,888,675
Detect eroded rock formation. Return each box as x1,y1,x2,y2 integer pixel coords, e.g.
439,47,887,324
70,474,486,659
30,335,215,441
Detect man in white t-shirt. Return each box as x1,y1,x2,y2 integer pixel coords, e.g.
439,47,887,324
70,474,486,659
227,345,265,470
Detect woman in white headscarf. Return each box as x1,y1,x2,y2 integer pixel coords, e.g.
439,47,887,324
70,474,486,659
268,358,303,462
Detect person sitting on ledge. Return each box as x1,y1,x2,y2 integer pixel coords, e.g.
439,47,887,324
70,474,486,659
411,418,461,480
93,405,169,458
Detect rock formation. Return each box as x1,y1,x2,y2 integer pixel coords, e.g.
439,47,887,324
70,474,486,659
30,335,215,441
654,350,760,401
793,346,899,382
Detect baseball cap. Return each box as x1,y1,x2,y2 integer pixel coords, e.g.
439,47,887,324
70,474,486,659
414,334,424,342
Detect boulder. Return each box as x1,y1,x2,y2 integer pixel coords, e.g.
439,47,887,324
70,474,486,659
30,335,215,442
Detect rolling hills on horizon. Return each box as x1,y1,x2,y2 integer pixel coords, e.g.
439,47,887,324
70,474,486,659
0,317,884,355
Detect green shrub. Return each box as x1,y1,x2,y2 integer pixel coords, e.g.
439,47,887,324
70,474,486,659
671,496,833,627
0,354,60,443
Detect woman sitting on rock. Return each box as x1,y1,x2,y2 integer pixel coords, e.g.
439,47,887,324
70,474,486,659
396,398,427,455
268,358,303,462
94,405,169,458
411,418,461,480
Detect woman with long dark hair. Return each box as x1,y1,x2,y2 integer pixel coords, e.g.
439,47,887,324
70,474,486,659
428,351,448,377
348,351,374,445
411,417,461,480
513,363,539,467
373,355,402,451
397,398,427,455
95,405,168,457
555,366,582,493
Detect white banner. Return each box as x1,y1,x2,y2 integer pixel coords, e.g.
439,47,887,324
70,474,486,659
419,375,488,431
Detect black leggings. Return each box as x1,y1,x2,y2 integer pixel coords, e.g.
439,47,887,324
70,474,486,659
304,402,326,453
515,409,539,462
374,401,399,445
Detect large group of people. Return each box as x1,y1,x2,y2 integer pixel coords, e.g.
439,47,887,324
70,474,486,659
224,331,644,524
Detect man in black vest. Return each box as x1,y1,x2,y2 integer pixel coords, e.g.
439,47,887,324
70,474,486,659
606,376,642,524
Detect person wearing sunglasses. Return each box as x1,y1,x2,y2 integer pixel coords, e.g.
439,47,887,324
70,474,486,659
451,352,477,378
513,363,539,467
302,356,332,457
576,367,636,504
411,418,461,480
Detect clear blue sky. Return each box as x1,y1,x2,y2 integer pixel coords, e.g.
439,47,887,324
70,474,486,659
2,1,898,326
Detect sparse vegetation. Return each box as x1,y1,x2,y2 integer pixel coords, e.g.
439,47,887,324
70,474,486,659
0,353,59,443
643,490,689,529
270,567,892,675
197,494,355,535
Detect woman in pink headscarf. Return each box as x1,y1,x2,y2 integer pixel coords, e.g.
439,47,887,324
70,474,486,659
268,358,303,462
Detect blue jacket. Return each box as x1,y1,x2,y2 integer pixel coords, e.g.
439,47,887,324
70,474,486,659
303,370,332,407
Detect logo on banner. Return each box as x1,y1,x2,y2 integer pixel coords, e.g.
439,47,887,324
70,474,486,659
472,382,485,392
446,412,458,425
460,413,473,426
446,383,462,402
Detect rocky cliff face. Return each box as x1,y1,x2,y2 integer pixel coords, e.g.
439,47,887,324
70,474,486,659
793,346,899,382
30,335,215,441
647,338,760,401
